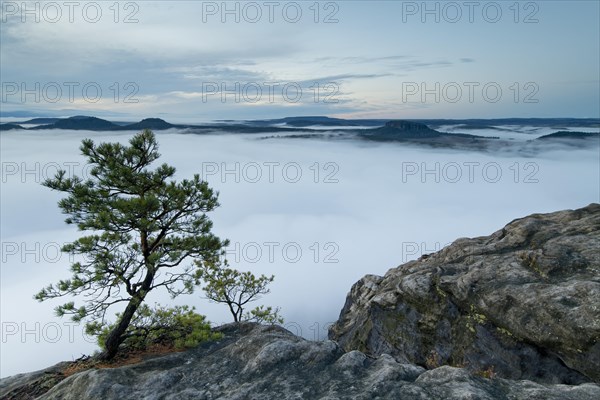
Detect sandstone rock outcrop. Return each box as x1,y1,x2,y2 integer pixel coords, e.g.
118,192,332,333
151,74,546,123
329,203,600,384
2,323,599,400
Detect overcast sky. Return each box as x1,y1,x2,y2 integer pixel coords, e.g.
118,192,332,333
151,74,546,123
1,1,599,120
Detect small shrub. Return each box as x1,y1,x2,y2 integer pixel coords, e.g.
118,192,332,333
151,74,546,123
244,305,284,324
476,365,496,379
90,304,222,352
425,350,442,369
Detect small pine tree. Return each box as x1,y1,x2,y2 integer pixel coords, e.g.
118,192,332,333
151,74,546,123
199,260,283,324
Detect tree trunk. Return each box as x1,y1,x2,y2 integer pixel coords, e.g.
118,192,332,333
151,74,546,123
100,296,141,360
100,270,155,360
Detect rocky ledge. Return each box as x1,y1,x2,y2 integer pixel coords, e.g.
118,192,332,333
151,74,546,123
2,323,599,400
2,204,599,399
329,203,600,385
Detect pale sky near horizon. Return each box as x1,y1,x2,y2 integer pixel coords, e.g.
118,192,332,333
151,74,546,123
1,1,599,121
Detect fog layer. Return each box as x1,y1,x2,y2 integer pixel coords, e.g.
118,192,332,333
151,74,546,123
1,128,598,377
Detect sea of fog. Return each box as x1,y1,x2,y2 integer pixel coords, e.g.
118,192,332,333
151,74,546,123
1,128,599,377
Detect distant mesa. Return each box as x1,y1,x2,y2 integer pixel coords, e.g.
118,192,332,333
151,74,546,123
373,120,443,138
359,120,489,142
124,118,175,130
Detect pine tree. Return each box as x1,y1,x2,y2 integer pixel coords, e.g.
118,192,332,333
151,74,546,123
199,260,282,324
35,130,227,360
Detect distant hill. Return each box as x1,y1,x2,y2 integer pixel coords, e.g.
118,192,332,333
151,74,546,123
0,123,25,131
273,116,363,127
18,118,62,125
37,116,119,130
248,116,384,127
447,124,512,131
416,118,600,129
32,116,178,131
537,131,600,140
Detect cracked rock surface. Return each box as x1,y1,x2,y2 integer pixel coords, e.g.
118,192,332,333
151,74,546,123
2,323,599,400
